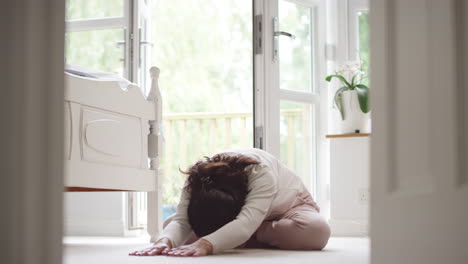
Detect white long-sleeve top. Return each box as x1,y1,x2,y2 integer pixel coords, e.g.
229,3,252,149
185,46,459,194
159,148,316,253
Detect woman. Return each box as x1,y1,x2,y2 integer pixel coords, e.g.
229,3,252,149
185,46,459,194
130,148,330,257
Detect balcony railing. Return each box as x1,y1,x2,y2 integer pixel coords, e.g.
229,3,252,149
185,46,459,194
133,109,312,225
160,109,308,205
163,112,253,170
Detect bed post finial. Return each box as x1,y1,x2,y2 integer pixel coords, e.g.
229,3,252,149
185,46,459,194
150,66,160,79
147,67,160,102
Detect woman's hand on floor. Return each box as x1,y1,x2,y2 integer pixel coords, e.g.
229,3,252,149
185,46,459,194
129,237,172,256
162,238,213,257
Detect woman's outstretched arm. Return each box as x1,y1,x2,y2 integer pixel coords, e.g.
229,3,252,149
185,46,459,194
202,168,275,253
158,187,193,247
129,186,193,256
164,166,276,256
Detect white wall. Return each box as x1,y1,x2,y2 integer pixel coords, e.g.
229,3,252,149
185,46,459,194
325,0,370,236
329,137,369,236
64,192,129,236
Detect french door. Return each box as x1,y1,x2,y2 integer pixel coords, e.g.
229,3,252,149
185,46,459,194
65,0,153,232
254,0,328,209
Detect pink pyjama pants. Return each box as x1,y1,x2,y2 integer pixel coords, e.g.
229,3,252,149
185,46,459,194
163,192,330,250
251,192,330,250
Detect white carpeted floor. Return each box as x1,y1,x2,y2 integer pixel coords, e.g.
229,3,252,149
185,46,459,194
63,236,369,264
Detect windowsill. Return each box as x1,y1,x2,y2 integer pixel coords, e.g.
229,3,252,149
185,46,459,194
326,133,371,139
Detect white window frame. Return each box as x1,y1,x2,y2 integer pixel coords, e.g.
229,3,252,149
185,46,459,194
65,0,134,79
327,0,368,137
65,0,151,90
333,0,369,63
348,0,369,62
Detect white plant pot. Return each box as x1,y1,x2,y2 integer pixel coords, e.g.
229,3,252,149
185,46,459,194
337,90,371,134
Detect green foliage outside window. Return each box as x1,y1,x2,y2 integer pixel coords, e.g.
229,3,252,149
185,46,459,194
358,11,369,86
66,0,123,20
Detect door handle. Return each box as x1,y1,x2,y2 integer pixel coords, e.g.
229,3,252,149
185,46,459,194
274,31,296,39
140,41,153,47
116,40,126,48
273,17,295,61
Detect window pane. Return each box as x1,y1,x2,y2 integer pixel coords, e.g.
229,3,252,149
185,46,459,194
279,0,313,92
152,0,254,209
358,11,370,86
280,101,316,190
65,29,125,75
66,0,124,20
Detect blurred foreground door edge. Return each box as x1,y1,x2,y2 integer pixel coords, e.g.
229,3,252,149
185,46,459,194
370,0,468,263
1,0,65,263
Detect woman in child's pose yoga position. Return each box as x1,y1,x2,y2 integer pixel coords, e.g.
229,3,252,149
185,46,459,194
130,148,330,257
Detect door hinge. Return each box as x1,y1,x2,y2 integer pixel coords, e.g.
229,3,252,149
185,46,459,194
254,14,263,55
255,126,264,149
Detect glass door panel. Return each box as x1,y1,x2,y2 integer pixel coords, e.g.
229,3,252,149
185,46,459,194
278,0,314,93
280,101,315,189
65,29,125,75
273,0,322,194
151,0,254,215
358,10,369,86
66,0,124,20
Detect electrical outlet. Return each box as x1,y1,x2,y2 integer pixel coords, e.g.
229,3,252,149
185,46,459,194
358,188,369,204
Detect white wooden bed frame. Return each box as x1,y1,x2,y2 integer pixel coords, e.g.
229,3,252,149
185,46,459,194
64,67,163,242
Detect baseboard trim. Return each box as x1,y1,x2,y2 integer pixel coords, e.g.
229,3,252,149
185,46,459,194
64,219,126,236
329,218,368,236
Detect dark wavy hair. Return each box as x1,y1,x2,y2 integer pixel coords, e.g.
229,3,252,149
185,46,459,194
182,153,259,237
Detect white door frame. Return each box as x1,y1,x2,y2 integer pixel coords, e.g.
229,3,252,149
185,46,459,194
132,0,153,93
254,0,329,213
128,0,156,233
